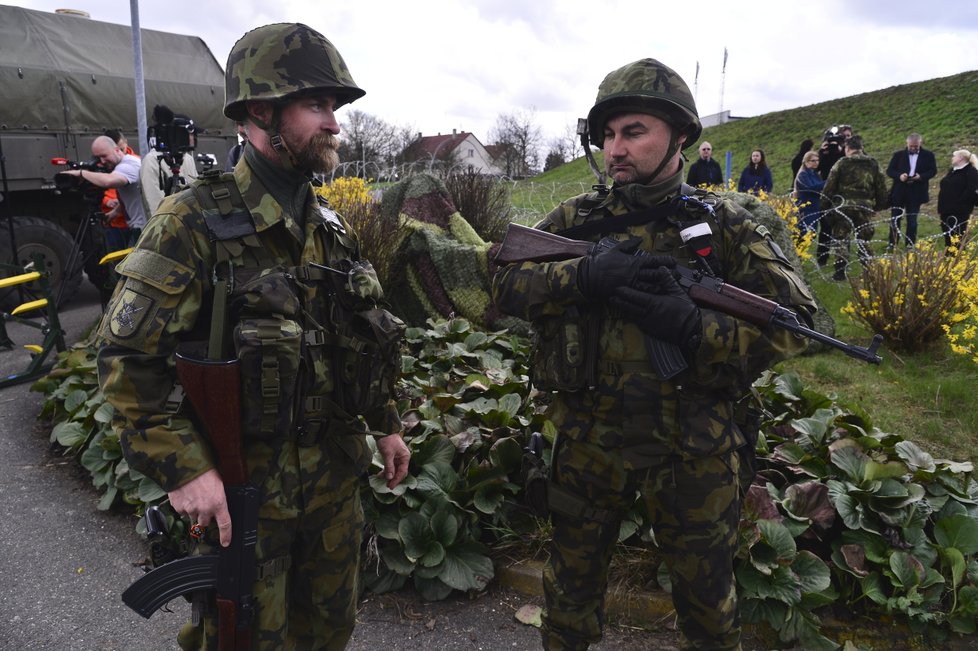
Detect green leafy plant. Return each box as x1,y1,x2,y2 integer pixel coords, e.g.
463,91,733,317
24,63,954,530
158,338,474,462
361,317,551,600
32,320,978,649
34,344,165,511
746,370,978,645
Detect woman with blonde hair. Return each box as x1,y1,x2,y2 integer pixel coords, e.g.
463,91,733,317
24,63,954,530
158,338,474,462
937,148,978,248
794,150,825,234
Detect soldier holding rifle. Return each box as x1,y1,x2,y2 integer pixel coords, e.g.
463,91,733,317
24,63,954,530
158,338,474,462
492,58,817,650
97,23,409,650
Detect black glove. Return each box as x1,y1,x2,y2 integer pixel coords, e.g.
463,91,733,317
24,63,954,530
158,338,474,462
577,239,675,300
609,267,702,349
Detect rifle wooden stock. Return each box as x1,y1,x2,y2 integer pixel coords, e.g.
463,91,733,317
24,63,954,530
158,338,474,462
174,354,247,485
495,223,591,265
122,353,258,649
494,222,883,365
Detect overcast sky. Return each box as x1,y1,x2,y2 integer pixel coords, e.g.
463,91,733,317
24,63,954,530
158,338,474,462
7,0,978,150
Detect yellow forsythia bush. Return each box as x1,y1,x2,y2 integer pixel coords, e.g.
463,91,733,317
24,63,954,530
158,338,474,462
842,235,978,355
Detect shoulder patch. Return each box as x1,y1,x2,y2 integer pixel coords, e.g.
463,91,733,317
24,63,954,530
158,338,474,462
107,287,154,339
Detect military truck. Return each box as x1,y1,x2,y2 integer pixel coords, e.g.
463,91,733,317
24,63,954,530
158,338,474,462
0,5,236,306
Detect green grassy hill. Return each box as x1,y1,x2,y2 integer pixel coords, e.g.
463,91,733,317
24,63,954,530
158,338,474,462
512,68,978,212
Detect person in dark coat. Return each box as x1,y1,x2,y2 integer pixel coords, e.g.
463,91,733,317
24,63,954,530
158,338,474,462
790,138,814,180
886,133,938,248
794,150,825,235
737,149,772,195
937,148,978,249
686,141,724,187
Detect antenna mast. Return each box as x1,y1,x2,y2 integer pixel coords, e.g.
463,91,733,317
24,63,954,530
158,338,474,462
718,48,728,117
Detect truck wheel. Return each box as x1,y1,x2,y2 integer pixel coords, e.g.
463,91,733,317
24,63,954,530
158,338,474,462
0,216,81,310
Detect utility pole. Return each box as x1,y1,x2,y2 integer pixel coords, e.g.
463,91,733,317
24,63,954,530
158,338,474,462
130,0,147,155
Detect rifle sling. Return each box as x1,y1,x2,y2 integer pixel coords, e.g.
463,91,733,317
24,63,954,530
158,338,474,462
556,202,677,240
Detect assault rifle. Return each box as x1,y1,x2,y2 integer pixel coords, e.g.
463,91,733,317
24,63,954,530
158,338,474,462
122,353,258,651
494,223,882,376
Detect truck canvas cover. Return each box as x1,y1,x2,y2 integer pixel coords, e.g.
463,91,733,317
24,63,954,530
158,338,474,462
0,4,230,134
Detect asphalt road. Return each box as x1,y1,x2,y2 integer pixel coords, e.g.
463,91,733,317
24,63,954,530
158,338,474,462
0,279,676,650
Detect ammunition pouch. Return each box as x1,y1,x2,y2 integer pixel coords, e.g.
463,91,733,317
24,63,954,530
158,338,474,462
229,269,304,442
530,306,596,392
234,316,303,441
310,260,405,416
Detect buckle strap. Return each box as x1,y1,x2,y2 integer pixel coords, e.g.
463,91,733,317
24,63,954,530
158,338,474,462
547,483,618,524
256,555,291,581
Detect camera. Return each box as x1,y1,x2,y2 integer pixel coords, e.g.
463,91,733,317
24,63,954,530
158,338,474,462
53,157,107,198
822,124,852,148
148,116,197,155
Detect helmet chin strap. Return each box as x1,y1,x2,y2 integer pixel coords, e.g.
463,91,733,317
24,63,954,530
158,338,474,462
248,103,303,173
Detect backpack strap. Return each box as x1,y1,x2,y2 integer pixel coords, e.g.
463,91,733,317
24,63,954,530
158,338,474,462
189,170,257,359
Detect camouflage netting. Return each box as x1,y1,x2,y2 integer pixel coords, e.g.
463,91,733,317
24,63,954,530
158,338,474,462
720,191,838,343
380,174,527,333
376,176,833,349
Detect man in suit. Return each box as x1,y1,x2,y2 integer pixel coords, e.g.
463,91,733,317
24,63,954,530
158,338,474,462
886,133,937,248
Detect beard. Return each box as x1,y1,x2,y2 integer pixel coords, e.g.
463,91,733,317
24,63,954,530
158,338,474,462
290,132,340,175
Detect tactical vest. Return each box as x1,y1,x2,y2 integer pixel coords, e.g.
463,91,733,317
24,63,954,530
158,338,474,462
530,185,721,391
190,170,404,442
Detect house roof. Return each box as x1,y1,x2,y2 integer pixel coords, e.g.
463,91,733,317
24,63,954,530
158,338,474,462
412,131,474,157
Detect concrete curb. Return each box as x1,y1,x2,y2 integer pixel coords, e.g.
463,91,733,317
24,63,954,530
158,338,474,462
496,559,675,629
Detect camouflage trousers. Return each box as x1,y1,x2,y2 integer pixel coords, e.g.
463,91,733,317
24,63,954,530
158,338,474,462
177,475,363,651
827,206,876,269
541,436,742,651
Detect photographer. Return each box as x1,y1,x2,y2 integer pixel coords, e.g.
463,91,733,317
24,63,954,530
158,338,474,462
60,135,146,245
816,124,852,265
139,104,198,215
817,124,851,180
101,129,138,252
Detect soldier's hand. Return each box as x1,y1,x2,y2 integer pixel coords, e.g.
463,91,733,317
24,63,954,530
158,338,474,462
168,468,233,547
577,239,672,300
377,434,410,489
609,268,702,349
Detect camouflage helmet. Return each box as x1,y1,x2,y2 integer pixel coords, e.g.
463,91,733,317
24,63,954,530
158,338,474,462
224,23,365,121
586,58,701,149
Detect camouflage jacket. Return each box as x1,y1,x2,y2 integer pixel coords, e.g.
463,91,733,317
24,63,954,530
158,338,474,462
821,153,889,212
492,169,816,464
97,153,400,517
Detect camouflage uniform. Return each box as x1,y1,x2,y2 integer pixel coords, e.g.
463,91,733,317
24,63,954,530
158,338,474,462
820,152,889,277
98,24,401,650
492,59,816,651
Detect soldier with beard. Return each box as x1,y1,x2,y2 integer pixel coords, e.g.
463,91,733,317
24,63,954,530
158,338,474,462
96,23,410,650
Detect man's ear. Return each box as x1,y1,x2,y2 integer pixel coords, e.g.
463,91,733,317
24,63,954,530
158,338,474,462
245,101,273,128
676,133,688,149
